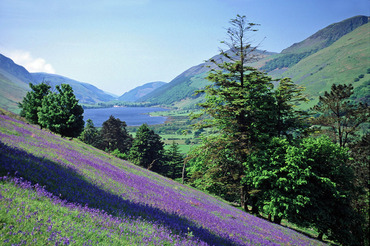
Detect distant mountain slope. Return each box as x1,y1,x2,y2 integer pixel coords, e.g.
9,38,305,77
0,54,33,113
282,22,370,106
118,81,166,102
262,15,369,72
0,53,117,112
32,73,116,104
138,49,273,106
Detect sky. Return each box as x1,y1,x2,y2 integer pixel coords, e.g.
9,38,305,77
1,0,369,96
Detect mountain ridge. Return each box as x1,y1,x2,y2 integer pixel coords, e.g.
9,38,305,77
118,81,166,102
261,15,369,73
31,72,116,104
0,54,117,112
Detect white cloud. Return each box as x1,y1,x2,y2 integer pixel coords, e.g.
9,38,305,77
3,50,56,74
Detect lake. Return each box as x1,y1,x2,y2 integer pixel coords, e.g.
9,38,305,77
83,107,169,127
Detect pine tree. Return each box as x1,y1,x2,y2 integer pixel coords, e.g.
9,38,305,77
273,77,310,139
165,141,184,179
191,15,275,211
313,83,369,147
128,124,164,172
80,119,100,147
99,115,132,153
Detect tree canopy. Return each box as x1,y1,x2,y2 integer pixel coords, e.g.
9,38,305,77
19,83,51,124
313,83,369,147
38,84,84,138
128,124,164,172
99,115,132,154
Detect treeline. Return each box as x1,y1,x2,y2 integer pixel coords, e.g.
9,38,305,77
18,82,184,181
261,51,316,72
79,116,184,181
185,15,369,246
82,101,161,109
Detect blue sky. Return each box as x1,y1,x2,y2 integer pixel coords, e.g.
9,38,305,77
1,0,369,95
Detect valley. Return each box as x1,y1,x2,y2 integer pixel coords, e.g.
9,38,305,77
1,14,369,245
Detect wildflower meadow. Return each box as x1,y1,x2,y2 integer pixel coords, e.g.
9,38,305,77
0,113,326,245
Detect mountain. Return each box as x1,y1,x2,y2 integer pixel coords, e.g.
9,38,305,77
138,49,274,107
32,73,116,104
118,81,166,102
0,54,34,113
0,53,117,113
281,22,370,107
0,109,326,245
261,15,369,73
139,15,369,109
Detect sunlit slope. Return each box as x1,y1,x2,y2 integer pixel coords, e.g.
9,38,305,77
282,22,370,105
0,110,325,245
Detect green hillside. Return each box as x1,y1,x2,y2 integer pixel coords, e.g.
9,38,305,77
261,15,368,72
32,73,116,104
0,54,34,113
118,81,166,102
139,50,273,107
0,109,326,245
0,54,117,113
282,22,370,107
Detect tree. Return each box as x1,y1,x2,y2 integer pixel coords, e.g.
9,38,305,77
99,115,132,154
348,134,370,246
128,124,164,172
38,84,84,138
164,141,184,180
244,136,362,244
19,82,51,124
285,137,362,245
79,119,100,147
191,15,276,210
313,83,369,147
186,135,242,202
273,77,310,139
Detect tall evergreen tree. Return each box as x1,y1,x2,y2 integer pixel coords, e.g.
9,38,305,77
38,84,84,138
79,119,100,147
273,77,310,139
165,141,184,180
128,124,164,172
99,115,132,153
19,82,51,125
313,83,369,147
191,15,276,210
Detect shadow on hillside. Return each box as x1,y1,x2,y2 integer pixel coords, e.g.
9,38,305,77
0,141,240,246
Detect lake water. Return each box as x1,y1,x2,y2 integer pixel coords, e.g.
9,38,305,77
83,107,169,127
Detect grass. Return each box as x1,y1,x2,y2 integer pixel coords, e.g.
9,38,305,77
0,112,327,245
282,23,370,99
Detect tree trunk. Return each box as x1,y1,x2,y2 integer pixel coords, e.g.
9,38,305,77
251,195,259,214
182,160,186,184
240,186,248,211
274,216,282,224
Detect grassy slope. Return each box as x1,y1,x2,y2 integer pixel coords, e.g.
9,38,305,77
281,23,370,108
0,110,326,245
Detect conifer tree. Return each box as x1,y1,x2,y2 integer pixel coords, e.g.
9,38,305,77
128,124,164,172
165,141,184,179
99,115,132,153
80,119,100,147
191,15,275,210
313,83,369,147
